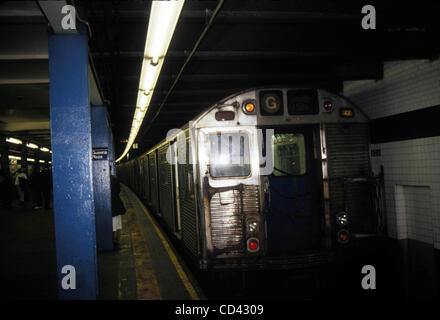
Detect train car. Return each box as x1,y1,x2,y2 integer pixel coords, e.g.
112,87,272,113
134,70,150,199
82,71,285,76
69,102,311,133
117,87,384,270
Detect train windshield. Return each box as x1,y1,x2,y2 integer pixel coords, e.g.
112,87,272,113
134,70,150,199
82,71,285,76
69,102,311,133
272,133,306,176
209,132,251,178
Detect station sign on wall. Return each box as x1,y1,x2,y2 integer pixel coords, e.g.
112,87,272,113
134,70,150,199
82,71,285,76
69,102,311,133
92,148,108,160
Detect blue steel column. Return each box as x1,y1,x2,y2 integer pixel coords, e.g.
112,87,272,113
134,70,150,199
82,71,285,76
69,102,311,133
48,24,98,299
91,106,113,251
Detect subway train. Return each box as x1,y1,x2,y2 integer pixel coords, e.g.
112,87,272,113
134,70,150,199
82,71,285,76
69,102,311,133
117,88,384,270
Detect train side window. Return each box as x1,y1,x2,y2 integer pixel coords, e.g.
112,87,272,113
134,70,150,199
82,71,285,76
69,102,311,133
272,133,306,176
209,132,251,178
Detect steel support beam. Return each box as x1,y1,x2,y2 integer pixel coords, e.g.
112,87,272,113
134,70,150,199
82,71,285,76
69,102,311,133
91,106,113,251
48,24,98,299
108,126,116,176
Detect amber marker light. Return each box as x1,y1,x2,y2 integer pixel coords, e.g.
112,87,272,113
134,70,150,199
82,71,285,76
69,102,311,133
340,108,354,117
245,103,255,112
242,101,256,114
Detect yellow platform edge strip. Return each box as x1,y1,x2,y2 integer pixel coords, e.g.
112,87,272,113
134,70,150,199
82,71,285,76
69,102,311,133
131,190,200,300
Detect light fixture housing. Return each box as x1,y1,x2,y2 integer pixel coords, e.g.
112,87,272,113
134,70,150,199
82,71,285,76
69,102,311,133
116,0,185,162
26,143,39,149
6,137,22,145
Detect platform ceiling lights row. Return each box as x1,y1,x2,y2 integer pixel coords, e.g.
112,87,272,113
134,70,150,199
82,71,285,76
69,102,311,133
116,0,185,162
5,137,52,153
7,155,51,164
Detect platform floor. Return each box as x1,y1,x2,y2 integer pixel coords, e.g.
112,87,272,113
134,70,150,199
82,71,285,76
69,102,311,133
0,200,57,299
98,184,204,300
0,184,204,300
1,185,438,299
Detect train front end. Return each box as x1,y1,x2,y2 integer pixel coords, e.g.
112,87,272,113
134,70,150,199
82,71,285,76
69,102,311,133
194,88,380,270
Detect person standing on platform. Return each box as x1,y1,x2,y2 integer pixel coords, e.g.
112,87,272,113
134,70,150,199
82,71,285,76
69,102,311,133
40,167,52,210
110,174,126,247
14,168,28,205
30,168,42,209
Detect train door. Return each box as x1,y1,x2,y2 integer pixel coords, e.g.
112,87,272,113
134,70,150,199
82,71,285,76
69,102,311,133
262,125,322,255
170,141,182,235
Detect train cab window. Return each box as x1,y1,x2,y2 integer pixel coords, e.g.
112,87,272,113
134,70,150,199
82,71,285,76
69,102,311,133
209,133,251,178
287,90,318,115
272,133,306,176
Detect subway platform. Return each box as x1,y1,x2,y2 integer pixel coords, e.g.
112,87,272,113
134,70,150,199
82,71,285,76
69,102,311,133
0,184,204,300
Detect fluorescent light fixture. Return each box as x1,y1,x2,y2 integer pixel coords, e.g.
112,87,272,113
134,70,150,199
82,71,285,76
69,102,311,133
27,158,35,162
40,147,50,152
48,161,52,164
8,155,21,160
6,137,22,144
116,0,185,162
26,143,39,149
39,160,45,163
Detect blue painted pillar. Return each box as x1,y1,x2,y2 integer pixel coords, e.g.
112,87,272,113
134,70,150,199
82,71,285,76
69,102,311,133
91,106,113,251
48,24,98,299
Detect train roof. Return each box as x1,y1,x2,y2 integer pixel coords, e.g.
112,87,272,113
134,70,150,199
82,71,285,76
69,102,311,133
122,87,369,163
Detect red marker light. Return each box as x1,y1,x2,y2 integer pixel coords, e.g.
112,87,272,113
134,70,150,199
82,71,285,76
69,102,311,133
248,238,259,252
337,229,350,244
323,101,333,111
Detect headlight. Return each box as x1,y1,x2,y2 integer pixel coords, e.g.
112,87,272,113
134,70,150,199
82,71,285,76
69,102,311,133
336,211,348,227
247,219,259,233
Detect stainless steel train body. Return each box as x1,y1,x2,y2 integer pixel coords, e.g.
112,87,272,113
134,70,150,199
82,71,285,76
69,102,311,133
117,88,379,270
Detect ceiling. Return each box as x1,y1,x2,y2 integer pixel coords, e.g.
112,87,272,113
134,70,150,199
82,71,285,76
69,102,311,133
1,0,439,158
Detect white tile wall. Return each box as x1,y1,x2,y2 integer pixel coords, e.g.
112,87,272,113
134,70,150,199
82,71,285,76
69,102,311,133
395,185,433,244
344,59,440,119
343,58,440,249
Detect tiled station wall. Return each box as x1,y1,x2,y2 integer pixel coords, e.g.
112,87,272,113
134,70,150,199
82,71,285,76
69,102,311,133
343,58,440,249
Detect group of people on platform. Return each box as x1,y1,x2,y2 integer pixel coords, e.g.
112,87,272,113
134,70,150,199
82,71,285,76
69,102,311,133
0,165,52,210
1,163,124,249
